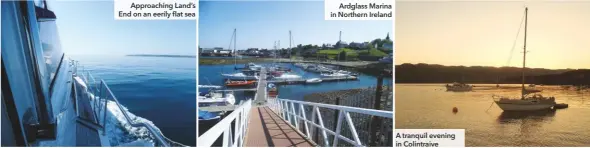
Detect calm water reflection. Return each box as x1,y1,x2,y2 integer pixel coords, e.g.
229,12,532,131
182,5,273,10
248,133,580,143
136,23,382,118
396,84,590,146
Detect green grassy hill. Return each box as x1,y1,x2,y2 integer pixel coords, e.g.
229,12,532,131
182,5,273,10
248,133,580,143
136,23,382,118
357,49,388,57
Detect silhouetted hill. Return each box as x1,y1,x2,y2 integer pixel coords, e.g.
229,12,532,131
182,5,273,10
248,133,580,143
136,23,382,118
505,69,590,86
395,63,589,85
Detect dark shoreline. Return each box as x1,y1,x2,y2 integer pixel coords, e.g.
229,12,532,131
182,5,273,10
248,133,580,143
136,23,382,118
127,54,196,58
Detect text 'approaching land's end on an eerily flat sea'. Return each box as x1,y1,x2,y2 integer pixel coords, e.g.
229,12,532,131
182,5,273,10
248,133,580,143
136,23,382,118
114,0,196,20
325,0,393,20
395,129,465,147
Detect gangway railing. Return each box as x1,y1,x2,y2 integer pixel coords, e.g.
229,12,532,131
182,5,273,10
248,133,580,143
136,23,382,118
198,99,252,147
267,98,393,147
71,60,179,147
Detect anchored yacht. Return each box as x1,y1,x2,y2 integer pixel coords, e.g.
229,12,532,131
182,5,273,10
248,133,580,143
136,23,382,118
493,7,556,111
445,82,473,92
1,1,179,146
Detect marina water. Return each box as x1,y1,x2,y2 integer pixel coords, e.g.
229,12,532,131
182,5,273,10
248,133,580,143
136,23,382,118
396,84,590,146
71,55,196,146
198,62,393,103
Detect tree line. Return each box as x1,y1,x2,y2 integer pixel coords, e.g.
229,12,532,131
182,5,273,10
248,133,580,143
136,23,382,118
395,63,590,86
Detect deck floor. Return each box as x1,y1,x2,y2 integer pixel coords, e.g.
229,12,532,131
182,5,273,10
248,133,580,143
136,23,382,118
245,107,314,147
74,79,102,146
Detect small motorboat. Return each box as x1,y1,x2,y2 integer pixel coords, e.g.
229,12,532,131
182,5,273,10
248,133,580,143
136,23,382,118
198,85,222,89
554,103,568,109
306,78,322,84
198,109,221,121
445,82,472,92
225,80,256,87
198,91,236,107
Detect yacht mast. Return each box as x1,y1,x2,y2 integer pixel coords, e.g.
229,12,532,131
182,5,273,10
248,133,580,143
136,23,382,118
232,28,237,67
521,7,528,99
289,30,292,62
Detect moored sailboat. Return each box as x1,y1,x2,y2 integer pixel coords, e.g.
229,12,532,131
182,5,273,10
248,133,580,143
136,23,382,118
494,7,556,111
445,82,473,92
220,29,259,80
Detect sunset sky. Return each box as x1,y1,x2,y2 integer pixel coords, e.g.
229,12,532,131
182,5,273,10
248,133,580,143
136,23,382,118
396,1,590,69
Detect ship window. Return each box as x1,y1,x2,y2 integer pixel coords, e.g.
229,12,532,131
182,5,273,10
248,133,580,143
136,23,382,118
34,0,45,8
35,4,64,90
34,0,53,11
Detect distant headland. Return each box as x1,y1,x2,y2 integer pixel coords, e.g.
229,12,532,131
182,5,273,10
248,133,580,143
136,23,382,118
126,54,196,58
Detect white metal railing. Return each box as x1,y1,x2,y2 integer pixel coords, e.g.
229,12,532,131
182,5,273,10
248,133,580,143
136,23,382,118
198,99,252,147
267,98,393,147
71,60,178,147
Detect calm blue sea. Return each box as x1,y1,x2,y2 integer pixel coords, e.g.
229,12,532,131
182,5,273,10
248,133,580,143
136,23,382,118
198,62,393,103
71,55,196,146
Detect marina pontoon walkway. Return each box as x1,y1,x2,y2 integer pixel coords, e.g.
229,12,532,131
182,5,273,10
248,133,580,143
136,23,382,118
254,68,268,106
245,107,314,147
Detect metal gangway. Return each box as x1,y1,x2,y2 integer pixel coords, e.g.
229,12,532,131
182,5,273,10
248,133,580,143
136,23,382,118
71,60,184,147
198,68,393,147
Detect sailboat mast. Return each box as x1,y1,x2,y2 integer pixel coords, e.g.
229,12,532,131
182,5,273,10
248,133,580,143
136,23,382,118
234,28,237,66
289,30,292,61
521,7,528,99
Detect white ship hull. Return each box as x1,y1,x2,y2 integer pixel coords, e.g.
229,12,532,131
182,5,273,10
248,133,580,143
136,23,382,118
494,97,556,111
495,102,554,111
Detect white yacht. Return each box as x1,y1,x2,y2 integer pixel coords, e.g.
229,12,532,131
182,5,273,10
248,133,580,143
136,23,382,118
445,82,473,92
494,7,556,111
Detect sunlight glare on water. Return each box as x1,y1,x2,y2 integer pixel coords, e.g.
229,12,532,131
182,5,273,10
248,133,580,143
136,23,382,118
396,84,590,146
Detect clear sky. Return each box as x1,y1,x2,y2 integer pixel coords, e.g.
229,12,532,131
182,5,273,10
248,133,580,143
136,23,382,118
51,1,196,55
396,1,590,69
199,1,393,50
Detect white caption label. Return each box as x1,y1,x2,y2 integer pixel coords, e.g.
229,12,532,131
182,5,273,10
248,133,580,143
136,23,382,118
395,129,465,147
114,0,197,20
325,0,394,20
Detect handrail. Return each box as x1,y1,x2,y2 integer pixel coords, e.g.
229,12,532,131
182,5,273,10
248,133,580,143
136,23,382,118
267,97,393,147
71,60,175,147
100,80,171,147
198,99,252,147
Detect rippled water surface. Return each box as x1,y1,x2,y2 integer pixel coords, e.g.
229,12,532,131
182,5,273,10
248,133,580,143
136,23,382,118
72,55,196,146
396,84,590,146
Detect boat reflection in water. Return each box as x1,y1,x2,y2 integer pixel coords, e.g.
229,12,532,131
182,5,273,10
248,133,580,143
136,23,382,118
497,109,557,122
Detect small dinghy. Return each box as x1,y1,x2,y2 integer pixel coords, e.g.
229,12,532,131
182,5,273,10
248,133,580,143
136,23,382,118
554,103,569,109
